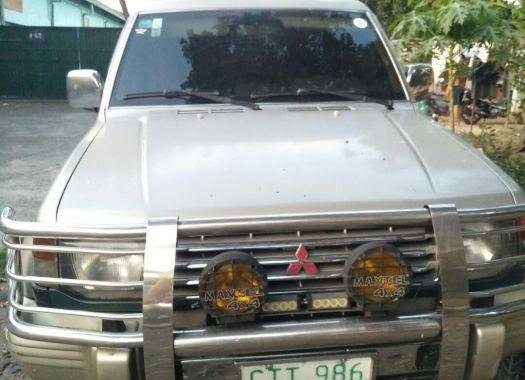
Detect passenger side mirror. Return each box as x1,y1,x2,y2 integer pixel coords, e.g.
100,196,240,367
67,69,104,110
406,63,434,101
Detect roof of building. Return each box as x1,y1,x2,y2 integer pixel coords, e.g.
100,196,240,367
84,0,126,21
135,0,370,14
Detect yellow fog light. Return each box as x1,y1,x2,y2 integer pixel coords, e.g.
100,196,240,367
199,251,267,319
344,243,410,308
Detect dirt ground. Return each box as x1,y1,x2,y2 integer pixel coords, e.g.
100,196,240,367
442,115,525,151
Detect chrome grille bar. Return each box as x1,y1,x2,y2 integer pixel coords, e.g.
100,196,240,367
460,204,525,222
468,255,525,280
7,308,144,348
3,205,525,237
176,209,433,235
177,227,428,252
174,247,435,269
173,269,436,287
462,225,525,237
2,235,143,255
470,283,525,299
9,290,142,320
6,265,143,288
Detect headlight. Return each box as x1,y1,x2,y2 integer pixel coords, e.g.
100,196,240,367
65,253,143,282
59,241,144,300
462,220,520,264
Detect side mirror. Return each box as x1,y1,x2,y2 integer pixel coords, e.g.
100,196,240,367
67,69,104,110
406,63,434,101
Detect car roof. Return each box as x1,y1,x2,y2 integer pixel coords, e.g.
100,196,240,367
136,0,370,14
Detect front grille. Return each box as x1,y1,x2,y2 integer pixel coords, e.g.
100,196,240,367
174,224,438,318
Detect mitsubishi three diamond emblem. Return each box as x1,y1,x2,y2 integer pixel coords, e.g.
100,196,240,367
286,244,319,275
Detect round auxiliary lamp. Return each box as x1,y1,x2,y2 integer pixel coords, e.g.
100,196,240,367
343,242,411,311
198,251,267,323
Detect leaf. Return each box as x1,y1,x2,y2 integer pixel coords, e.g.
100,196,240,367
437,1,470,34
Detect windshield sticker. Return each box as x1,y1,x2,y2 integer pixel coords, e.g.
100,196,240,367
135,28,147,35
151,18,163,37
138,19,153,29
353,17,369,29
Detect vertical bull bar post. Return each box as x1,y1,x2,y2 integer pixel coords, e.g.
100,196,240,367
428,205,470,380
143,218,178,380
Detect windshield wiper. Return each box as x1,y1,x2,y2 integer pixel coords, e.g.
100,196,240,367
123,89,262,110
251,88,394,110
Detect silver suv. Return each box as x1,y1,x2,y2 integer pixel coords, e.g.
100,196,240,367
2,1,525,380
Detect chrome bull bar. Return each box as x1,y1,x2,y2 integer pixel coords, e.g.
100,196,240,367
3,204,525,380
143,219,178,380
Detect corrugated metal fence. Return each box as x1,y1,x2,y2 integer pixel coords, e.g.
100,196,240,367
0,26,121,99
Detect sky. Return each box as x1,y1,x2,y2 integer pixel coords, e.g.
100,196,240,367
99,0,120,10
99,0,135,13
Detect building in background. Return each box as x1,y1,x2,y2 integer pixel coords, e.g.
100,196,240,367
0,0,124,99
0,0,124,27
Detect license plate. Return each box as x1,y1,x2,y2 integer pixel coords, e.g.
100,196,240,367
240,357,373,380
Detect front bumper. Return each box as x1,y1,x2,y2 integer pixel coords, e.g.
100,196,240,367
6,303,525,380
3,204,525,380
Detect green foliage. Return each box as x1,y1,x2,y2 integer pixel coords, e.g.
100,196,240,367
392,0,519,61
438,1,474,34
360,0,412,32
392,0,522,131
503,4,525,97
461,125,525,188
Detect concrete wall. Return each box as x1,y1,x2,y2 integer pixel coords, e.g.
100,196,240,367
4,0,123,27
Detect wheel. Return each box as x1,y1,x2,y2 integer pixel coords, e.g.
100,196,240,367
494,353,525,380
461,106,482,125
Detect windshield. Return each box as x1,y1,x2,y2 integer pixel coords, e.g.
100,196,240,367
111,10,406,107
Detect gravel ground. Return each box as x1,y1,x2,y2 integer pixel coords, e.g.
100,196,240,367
0,100,95,220
0,100,95,379
0,283,26,380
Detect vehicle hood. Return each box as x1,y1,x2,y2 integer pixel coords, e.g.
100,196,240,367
57,103,518,223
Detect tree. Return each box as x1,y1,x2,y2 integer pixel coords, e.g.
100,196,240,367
505,2,525,118
360,0,412,32
392,0,522,133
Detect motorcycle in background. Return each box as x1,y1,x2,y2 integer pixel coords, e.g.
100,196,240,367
421,90,507,124
426,93,450,122
461,90,507,125
406,63,451,122
407,64,508,125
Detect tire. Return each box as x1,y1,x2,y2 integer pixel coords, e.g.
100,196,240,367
494,353,525,380
461,107,482,125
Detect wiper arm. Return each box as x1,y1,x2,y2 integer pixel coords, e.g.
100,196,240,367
123,89,262,110
251,88,394,110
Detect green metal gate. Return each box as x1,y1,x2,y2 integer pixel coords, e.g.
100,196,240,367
0,26,121,99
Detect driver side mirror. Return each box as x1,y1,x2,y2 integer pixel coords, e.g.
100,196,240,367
406,63,434,101
67,69,104,110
